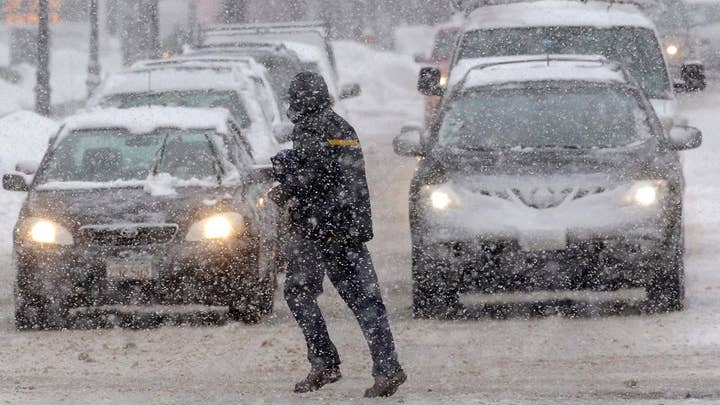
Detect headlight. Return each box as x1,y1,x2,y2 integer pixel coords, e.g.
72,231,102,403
23,219,74,246
186,213,245,242
625,181,666,207
431,190,452,210
426,186,461,210
439,75,448,86
666,45,679,56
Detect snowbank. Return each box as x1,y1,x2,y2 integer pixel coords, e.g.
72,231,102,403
333,41,424,125
0,111,59,254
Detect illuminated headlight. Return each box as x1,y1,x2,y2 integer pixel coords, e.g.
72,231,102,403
23,219,74,246
666,45,679,56
186,213,245,241
427,187,460,210
439,75,448,86
625,181,666,207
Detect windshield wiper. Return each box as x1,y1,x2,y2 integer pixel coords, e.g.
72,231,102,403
152,132,173,176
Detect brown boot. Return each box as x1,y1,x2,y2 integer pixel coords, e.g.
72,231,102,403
294,367,342,393
364,369,407,398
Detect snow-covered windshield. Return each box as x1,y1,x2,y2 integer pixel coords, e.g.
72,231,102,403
35,128,220,185
101,90,252,128
439,86,651,149
458,27,671,98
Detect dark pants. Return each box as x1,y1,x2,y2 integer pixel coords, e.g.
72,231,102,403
284,234,402,377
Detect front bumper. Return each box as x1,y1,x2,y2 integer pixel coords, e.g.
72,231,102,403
14,237,258,307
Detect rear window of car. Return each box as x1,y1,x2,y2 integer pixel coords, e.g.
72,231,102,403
457,26,671,98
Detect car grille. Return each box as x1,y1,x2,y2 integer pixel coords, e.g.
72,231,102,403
80,225,178,246
469,185,616,209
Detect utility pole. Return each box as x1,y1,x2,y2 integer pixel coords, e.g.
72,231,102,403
86,0,101,95
35,0,51,116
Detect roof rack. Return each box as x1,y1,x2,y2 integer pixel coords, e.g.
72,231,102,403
454,55,625,88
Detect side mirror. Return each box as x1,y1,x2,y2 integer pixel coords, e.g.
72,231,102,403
668,125,703,150
249,165,275,184
15,160,39,176
273,122,294,144
681,62,706,92
393,126,424,157
414,53,428,64
418,67,444,96
339,83,361,100
3,173,29,192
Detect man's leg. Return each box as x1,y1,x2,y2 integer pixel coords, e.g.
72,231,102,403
326,243,402,378
284,235,341,373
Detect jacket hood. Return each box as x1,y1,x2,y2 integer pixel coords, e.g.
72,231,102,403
287,72,333,123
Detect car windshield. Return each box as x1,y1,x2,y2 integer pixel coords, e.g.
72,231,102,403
438,86,652,150
35,128,221,185
457,27,671,98
102,90,252,128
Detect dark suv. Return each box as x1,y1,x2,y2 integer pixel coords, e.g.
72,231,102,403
3,107,280,329
395,56,703,318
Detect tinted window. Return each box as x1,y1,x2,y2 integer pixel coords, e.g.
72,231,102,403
438,87,652,149
458,27,671,98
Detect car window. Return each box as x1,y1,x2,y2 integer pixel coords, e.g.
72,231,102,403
431,29,459,61
438,86,652,150
103,90,253,128
457,27,671,98
36,128,221,184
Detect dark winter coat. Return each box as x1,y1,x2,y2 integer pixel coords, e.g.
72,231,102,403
270,72,374,244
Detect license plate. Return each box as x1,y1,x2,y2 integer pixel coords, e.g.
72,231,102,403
106,256,157,280
519,229,568,252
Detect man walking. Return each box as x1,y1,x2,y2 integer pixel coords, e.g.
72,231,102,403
270,72,406,398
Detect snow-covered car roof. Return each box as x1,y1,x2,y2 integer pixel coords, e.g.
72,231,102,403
131,55,267,77
94,66,250,97
465,1,655,31
59,107,231,138
453,55,630,89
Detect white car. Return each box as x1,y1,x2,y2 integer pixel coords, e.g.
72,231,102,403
421,0,687,126
88,65,281,164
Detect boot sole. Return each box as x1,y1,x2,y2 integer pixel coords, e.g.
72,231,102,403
294,373,342,393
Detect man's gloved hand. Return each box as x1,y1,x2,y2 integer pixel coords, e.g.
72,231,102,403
268,184,293,208
271,149,300,184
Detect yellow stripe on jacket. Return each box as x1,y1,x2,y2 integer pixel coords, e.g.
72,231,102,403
328,139,360,147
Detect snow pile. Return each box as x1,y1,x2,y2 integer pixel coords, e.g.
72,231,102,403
333,41,424,124
0,111,59,254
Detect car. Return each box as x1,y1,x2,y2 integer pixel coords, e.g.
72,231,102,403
416,26,461,127
87,65,282,164
643,0,707,90
395,55,702,318
185,42,306,107
2,107,281,329
420,0,700,128
131,56,293,142
199,22,363,109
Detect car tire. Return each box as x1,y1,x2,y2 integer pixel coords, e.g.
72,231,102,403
228,239,277,324
646,225,685,312
412,247,459,319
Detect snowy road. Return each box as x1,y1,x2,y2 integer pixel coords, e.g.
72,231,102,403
1,86,720,403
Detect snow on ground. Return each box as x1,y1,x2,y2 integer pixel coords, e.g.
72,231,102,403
1,42,720,403
0,111,58,257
